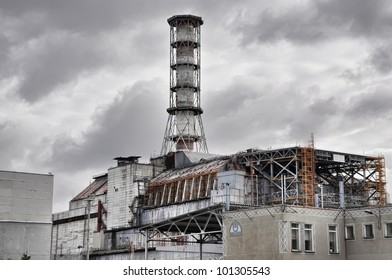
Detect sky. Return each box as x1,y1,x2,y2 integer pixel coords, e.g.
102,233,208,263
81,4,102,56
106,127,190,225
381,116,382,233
1,0,392,213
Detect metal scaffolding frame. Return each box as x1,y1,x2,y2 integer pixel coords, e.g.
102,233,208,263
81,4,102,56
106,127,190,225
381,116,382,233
235,148,301,206
140,205,223,260
300,147,316,207
234,147,387,208
316,152,387,207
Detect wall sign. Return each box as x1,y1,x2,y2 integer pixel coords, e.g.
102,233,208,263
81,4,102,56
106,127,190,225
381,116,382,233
229,220,242,236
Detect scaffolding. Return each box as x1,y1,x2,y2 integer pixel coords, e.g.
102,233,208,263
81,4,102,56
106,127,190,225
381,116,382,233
300,147,315,207
235,148,301,206
234,147,387,208
140,205,223,260
363,156,387,206
376,156,387,205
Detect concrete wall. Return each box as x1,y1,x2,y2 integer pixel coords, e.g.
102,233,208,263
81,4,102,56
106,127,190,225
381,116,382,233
0,170,53,260
52,220,85,259
107,163,161,229
51,203,104,259
345,207,392,259
224,206,392,260
211,171,247,206
224,206,346,260
0,171,53,222
107,165,134,229
0,222,52,260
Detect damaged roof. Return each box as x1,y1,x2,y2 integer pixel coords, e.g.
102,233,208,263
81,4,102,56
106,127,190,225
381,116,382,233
149,158,232,186
71,174,108,201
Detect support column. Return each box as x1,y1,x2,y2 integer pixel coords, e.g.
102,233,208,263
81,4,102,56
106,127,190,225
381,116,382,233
199,234,203,260
144,230,149,260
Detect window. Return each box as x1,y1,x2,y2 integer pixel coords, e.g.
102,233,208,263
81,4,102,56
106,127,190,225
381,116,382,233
304,224,314,251
328,225,339,254
290,222,315,252
363,223,374,239
384,223,392,238
291,223,300,251
345,225,355,240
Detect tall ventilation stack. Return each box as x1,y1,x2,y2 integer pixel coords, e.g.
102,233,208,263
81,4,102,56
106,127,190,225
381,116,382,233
161,15,208,155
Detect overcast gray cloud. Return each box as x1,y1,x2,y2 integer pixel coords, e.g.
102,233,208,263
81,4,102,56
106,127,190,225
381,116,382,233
0,0,164,33
205,80,343,152
16,32,111,102
234,0,392,45
370,44,392,74
46,78,167,172
346,88,392,120
1,0,392,212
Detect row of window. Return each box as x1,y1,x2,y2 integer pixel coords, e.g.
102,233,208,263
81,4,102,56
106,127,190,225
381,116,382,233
290,222,392,253
345,222,392,240
291,223,340,253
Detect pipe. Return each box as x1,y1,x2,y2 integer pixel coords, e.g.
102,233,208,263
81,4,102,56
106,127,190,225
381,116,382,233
86,199,91,260
225,183,230,211
144,231,148,260
339,181,344,208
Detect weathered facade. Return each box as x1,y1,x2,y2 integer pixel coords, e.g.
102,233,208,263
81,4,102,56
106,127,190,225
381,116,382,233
224,205,392,260
0,170,53,260
51,173,107,259
51,156,163,259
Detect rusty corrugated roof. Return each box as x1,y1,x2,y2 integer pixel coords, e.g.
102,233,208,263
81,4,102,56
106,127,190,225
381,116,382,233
71,174,108,201
149,158,230,186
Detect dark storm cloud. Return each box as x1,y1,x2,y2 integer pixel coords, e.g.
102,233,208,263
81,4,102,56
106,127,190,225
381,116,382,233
0,1,163,103
44,79,166,172
0,121,28,169
205,82,262,119
288,96,341,140
0,0,237,103
340,67,366,84
369,44,392,74
0,122,12,155
236,6,325,44
204,79,342,151
0,0,230,34
16,33,109,102
315,0,391,37
0,0,163,33
234,0,392,45
346,89,392,120
0,29,14,77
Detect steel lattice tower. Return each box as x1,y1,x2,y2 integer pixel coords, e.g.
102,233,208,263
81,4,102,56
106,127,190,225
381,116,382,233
161,15,208,155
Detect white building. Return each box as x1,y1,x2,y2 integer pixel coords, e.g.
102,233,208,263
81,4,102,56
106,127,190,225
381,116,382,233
0,170,53,260
51,156,163,259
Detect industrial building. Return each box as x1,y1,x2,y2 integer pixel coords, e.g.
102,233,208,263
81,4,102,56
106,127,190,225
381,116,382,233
50,15,392,260
51,156,163,259
0,170,53,260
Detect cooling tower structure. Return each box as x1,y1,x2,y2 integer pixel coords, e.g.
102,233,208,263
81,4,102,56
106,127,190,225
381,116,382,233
161,15,208,155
